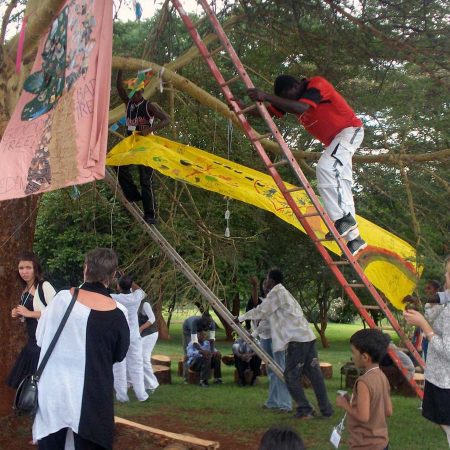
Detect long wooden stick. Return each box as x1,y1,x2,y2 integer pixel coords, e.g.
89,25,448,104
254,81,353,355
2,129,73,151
115,416,220,449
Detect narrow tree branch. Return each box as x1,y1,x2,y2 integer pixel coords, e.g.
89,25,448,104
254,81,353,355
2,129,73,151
0,0,18,46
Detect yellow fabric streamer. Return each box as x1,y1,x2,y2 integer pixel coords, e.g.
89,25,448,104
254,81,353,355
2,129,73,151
107,134,421,310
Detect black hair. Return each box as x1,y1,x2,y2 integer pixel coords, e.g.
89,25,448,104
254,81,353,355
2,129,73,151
259,278,266,298
259,427,305,450
427,280,442,291
274,75,300,96
17,251,44,288
118,275,133,292
350,329,391,363
268,268,283,285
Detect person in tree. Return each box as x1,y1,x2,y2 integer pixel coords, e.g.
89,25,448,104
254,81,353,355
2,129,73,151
116,70,170,224
135,1,143,21
245,75,366,256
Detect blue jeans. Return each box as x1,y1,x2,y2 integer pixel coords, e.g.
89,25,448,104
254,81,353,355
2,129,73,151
285,340,333,417
260,338,292,410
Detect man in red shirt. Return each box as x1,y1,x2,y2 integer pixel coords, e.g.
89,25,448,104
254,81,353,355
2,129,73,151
247,75,367,256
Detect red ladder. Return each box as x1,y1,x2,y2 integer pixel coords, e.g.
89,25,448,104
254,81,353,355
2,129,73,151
171,0,425,397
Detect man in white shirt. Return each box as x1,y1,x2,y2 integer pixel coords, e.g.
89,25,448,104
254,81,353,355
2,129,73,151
239,268,333,419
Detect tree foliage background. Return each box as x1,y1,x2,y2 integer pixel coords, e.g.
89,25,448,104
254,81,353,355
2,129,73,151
2,0,449,344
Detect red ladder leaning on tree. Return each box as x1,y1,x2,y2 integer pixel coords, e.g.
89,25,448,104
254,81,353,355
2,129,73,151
171,0,425,398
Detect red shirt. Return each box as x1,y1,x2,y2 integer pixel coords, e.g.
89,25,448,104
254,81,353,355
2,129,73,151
269,76,362,146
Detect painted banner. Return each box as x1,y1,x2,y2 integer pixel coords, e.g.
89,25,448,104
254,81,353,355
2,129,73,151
107,134,421,310
0,0,113,201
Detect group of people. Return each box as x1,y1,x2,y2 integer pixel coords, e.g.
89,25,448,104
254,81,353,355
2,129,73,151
233,261,450,449
6,247,450,449
7,249,159,449
117,66,368,260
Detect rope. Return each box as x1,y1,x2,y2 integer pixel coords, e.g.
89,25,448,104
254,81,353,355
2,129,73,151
224,118,233,238
109,168,120,249
0,201,40,251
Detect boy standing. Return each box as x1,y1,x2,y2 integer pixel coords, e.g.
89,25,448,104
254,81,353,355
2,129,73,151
336,329,392,450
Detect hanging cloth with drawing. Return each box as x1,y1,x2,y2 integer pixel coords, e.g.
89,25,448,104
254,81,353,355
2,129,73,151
0,0,113,201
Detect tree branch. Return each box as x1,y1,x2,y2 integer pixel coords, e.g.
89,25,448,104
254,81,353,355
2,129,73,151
6,0,67,63
0,0,18,46
111,56,450,166
322,0,450,89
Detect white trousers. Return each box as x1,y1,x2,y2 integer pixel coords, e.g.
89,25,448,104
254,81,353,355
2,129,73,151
113,336,148,402
317,127,364,241
142,332,159,391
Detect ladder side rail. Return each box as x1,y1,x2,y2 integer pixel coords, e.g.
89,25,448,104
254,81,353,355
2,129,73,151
171,0,424,392
191,0,425,371
172,0,352,255
104,170,285,380
351,306,423,398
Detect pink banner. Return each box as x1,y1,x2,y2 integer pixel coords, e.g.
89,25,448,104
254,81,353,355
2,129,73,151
0,0,113,201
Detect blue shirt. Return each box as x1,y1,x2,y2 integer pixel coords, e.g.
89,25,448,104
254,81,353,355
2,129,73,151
186,340,211,365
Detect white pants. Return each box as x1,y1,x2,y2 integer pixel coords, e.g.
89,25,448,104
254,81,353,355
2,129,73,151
317,127,364,241
114,335,148,402
142,332,159,391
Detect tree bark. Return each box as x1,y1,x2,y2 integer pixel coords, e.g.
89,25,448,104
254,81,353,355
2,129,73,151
0,195,40,416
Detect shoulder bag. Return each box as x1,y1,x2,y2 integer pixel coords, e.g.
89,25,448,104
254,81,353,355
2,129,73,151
13,288,79,416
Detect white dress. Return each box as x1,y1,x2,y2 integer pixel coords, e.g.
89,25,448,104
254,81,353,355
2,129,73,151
111,289,148,402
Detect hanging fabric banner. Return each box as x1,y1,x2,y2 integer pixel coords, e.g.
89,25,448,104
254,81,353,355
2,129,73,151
107,134,421,310
0,0,113,201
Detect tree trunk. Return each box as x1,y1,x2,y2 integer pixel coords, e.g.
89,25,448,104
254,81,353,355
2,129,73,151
155,289,170,340
0,196,40,416
318,329,330,348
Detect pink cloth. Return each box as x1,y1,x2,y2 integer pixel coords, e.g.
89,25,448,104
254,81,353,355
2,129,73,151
0,0,113,201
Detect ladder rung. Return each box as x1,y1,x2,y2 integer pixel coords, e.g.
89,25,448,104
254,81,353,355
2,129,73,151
252,132,273,142
345,283,366,288
284,186,305,193
330,260,350,265
301,212,320,218
238,104,258,115
316,236,333,242
220,74,241,87
362,304,381,310
267,159,289,168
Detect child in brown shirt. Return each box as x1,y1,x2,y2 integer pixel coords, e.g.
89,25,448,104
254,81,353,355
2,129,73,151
336,329,393,450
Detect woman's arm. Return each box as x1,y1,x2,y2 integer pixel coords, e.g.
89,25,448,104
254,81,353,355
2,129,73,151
15,305,41,319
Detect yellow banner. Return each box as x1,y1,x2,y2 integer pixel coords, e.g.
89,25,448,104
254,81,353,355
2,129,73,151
107,134,421,310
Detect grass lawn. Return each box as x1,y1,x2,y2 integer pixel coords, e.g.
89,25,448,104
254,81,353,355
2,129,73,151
115,311,447,450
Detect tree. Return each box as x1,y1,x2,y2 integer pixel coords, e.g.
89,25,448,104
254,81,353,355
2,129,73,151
1,0,449,416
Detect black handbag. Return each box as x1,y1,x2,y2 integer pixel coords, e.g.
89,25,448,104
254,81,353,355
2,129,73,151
13,288,79,415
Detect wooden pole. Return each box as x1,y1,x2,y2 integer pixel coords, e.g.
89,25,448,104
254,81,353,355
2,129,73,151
115,416,220,449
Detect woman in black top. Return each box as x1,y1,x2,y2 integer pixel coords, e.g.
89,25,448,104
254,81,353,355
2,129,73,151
7,251,55,389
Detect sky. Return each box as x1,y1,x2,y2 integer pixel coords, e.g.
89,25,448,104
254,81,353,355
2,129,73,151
116,0,207,22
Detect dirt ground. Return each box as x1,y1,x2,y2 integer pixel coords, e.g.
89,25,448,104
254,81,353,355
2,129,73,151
0,413,258,449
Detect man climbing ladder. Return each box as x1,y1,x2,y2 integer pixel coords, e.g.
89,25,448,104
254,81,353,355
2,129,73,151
246,75,366,256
